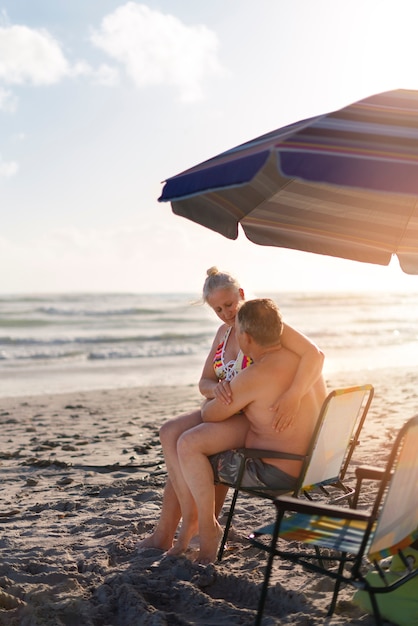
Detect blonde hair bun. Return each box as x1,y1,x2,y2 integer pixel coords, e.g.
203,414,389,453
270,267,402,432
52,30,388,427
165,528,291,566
202,267,241,302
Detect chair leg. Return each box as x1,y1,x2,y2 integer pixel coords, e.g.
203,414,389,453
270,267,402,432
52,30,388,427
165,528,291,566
255,515,281,626
314,544,325,569
369,591,382,626
217,487,239,561
217,454,247,561
326,553,346,616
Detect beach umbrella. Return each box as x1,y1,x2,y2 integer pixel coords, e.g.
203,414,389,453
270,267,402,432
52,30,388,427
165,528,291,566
158,89,418,274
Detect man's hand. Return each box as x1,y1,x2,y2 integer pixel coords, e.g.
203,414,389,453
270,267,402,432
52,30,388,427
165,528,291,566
270,389,301,431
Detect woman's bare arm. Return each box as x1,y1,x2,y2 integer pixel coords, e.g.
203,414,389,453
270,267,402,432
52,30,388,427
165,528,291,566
198,325,233,404
271,322,325,431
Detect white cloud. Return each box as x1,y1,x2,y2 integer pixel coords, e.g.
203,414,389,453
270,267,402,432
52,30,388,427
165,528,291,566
0,85,17,111
94,63,119,86
90,2,224,102
0,155,18,177
0,25,69,85
0,22,119,97
69,59,93,78
70,60,120,86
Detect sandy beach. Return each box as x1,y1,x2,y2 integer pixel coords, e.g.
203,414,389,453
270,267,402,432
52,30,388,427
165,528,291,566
1,366,417,626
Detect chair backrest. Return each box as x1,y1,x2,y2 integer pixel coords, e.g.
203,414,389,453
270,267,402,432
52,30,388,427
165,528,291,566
299,385,374,492
368,414,418,561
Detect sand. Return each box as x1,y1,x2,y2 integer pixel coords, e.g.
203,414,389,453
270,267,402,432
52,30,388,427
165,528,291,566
1,367,417,625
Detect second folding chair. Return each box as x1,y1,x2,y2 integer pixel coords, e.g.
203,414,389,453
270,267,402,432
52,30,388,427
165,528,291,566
249,413,418,626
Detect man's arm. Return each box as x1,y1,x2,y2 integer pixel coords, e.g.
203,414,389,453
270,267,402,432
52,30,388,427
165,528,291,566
201,369,255,422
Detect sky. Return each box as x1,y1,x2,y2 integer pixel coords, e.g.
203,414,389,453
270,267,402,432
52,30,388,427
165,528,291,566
1,0,418,295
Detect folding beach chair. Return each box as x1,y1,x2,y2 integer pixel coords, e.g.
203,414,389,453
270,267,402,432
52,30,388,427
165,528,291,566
217,384,374,560
249,414,418,626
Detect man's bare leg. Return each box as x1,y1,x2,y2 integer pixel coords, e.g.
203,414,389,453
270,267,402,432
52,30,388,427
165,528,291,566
138,480,229,551
168,484,229,555
177,415,249,563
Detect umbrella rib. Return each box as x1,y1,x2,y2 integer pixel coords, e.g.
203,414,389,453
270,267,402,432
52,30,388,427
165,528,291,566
397,197,418,252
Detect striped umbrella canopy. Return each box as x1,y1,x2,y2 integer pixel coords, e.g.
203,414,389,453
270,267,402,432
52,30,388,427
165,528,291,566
158,89,418,274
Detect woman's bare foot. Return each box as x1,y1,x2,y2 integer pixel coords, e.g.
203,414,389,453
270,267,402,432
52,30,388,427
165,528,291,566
167,520,198,556
166,541,188,556
196,521,223,564
136,530,174,552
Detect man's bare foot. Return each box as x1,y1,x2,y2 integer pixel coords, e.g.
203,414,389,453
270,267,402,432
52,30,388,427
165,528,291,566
136,531,174,552
195,521,223,564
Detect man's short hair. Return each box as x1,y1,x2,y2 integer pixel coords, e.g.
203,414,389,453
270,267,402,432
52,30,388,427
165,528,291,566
237,298,283,346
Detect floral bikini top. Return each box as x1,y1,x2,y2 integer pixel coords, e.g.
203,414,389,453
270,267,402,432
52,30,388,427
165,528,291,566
213,326,252,381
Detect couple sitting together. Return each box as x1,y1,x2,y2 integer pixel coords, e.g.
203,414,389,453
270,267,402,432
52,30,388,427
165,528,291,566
139,267,327,564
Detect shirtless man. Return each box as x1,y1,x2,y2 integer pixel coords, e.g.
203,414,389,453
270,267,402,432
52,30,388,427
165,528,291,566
176,298,327,564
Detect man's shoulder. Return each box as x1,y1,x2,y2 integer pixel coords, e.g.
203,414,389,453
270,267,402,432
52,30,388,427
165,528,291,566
236,358,274,384
262,347,299,377
230,360,261,394
277,345,300,365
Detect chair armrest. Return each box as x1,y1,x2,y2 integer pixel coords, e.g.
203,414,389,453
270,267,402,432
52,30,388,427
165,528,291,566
351,464,394,508
237,447,306,462
274,494,372,521
355,465,386,481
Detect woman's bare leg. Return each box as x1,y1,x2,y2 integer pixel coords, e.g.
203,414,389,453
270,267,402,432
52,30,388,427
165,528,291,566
176,415,250,562
161,410,207,555
137,409,203,550
214,484,229,519
137,477,181,550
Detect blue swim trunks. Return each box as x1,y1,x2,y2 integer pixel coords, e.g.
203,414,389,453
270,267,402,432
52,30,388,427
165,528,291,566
209,449,297,490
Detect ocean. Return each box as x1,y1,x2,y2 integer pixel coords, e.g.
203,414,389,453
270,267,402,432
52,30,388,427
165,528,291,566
1,291,418,398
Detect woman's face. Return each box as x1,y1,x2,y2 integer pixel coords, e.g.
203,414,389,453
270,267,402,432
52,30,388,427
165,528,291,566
206,287,244,326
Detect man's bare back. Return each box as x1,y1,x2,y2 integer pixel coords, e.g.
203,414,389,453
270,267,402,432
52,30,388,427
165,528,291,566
239,347,327,476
